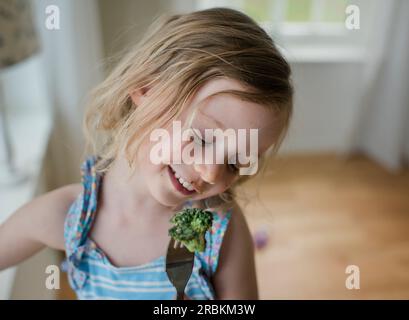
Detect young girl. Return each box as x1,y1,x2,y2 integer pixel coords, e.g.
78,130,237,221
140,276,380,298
0,8,293,299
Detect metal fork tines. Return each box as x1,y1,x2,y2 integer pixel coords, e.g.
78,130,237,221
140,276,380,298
165,238,195,300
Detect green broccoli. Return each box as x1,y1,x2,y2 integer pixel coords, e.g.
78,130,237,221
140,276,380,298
168,208,213,253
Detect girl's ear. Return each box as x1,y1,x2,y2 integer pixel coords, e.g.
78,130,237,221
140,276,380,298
129,86,150,106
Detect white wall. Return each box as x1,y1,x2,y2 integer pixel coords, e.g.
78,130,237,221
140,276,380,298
37,0,105,189
280,61,364,154
99,0,173,64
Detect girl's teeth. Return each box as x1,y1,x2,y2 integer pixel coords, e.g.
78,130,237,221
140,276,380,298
178,177,191,191
173,170,194,192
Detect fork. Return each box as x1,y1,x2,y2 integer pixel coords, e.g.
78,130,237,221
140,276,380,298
165,238,195,300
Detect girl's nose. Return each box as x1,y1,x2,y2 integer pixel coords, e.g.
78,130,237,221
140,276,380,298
193,163,223,185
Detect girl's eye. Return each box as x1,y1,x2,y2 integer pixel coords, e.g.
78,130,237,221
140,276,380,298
227,155,240,173
191,128,212,145
197,137,207,146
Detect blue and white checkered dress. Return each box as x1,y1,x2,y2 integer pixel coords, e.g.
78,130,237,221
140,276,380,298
63,156,232,300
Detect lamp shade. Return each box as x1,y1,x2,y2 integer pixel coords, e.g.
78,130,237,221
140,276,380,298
0,0,40,69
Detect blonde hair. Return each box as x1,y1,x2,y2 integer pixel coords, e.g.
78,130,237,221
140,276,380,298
82,7,293,211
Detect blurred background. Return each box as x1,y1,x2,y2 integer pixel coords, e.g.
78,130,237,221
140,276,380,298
0,0,408,299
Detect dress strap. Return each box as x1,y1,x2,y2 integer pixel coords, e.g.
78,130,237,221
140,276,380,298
199,207,233,277
64,155,102,263
78,155,102,246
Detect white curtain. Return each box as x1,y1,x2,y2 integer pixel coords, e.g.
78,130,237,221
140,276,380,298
34,0,104,188
350,0,409,172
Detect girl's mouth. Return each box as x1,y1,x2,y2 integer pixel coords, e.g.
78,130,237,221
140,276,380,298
167,165,196,196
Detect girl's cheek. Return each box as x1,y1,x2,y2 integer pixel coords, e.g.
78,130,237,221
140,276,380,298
210,180,232,196
222,179,234,192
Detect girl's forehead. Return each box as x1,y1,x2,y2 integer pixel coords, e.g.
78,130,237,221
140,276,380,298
184,77,275,130
182,88,276,131
193,94,273,129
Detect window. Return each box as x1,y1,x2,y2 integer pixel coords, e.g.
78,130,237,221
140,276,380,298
196,0,380,62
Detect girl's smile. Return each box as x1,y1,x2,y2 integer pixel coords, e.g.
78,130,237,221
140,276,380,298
168,165,197,196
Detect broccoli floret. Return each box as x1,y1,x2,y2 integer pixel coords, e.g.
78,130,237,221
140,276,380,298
169,208,213,253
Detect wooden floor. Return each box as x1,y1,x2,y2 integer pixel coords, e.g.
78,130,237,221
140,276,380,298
239,153,409,299
59,154,409,299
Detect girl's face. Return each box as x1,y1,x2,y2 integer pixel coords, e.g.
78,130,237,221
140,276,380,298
135,78,279,208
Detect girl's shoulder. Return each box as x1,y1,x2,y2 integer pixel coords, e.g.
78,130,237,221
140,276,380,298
199,200,254,279
65,183,84,201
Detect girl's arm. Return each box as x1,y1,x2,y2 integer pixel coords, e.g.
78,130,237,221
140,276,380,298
0,183,82,271
212,202,259,299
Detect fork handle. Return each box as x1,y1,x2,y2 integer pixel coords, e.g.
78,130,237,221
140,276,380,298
176,291,184,300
